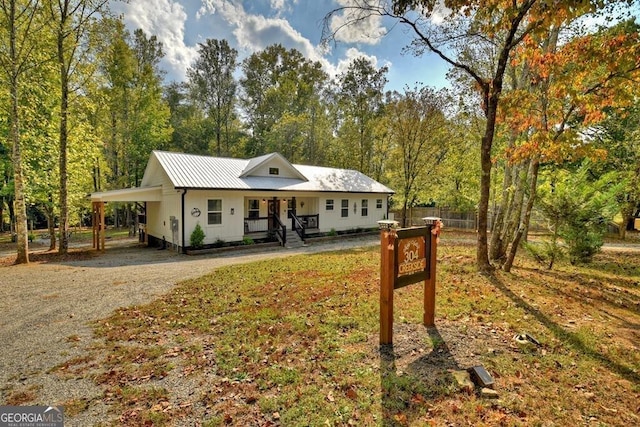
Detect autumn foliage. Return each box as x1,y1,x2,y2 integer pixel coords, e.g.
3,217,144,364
499,20,640,164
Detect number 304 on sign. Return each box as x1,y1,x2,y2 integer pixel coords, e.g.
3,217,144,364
398,237,427,275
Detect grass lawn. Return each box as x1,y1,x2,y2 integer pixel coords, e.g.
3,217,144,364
50,232,639,426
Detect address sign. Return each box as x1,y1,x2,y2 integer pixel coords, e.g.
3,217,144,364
394,227,431,289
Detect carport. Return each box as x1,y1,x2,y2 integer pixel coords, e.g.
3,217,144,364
90,186,162,251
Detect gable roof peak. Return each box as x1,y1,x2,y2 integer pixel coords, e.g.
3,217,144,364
240,152,307,181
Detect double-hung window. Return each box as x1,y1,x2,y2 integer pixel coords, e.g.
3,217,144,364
207,199,222,225
341,199,349,218
361,199,368,216
248,199,260,219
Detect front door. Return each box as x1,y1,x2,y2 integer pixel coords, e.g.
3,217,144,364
268,198,280,230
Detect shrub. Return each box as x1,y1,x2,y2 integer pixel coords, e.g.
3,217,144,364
328,228,337,237
190,223,205,249
242,237,255,245
537,163,620,267
562,226,603,265
523,240,564,270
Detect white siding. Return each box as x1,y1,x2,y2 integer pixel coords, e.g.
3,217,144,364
184,190,245,245
317,193,388,233
145,170,182,246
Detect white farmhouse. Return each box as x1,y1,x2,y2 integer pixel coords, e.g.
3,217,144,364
90,151,394,252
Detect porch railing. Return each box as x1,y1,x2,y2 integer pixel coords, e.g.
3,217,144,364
244,217,269,233
245,214,319,234
271,214,286,246
298,214,319,230
290,211,306,241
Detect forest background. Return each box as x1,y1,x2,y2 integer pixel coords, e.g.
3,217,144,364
1,0,639,269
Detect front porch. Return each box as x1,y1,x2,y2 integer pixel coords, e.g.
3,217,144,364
243,196,320,246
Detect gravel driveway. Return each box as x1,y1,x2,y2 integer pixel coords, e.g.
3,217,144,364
0,235,378,421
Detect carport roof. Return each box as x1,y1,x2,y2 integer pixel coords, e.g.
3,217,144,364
90,186,162,202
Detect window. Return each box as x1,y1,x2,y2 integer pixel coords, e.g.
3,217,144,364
361,199,368,216
269,167,279,175
248,199,260,219
207,199,222,225
326,199,334,211
341,199,349,218
376,199,383,209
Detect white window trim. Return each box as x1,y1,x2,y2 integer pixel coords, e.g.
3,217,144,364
207,198,223,226
341,199,349,218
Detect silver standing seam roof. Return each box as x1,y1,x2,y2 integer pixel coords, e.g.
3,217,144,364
149,151,394,194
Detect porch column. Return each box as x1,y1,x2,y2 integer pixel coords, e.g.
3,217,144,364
92,201,105,251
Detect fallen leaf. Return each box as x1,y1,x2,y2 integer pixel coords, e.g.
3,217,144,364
346,387,357,400
394,413,408,425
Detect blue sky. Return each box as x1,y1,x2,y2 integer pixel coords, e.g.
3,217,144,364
111,0,451,92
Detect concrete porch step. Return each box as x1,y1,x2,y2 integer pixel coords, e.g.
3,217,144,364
285,230,306,248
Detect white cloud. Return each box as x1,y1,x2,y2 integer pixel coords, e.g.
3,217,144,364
269,0,299,15
112,0,391,85
113,0,198,81
430,2,452,25
329,0,386,45
335,47,390,76
270,0,286,13
196,0,216,19
208,0,336,76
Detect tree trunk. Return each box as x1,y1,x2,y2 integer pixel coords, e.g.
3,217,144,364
489,157,514,262
8,1,28,264
45,201,56,251
499,161,529,258
503,158,540,272
11,84,29,264
401,198,409,228
477,91,500,273
58,60,70,254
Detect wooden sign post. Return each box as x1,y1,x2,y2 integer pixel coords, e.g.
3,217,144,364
378,217,441,345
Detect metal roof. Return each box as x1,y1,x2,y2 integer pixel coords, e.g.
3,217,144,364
90,186,162,202
150,150,394,194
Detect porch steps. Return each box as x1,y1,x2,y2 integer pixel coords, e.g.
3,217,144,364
285,229,306,249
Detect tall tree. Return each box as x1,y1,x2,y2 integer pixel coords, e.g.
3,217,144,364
164,81,209,154
323,0,634,272
187,38,238,157
334,57,387,175
588,101,640,239
0,0,44,263
385,86,449,226
93,20,170,190
239,44,328,159
48,0,109,254
96,18,134,188
128,28,171,185
495,19,640,271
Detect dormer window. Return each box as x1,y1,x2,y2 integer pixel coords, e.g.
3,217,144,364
269,167,279,175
